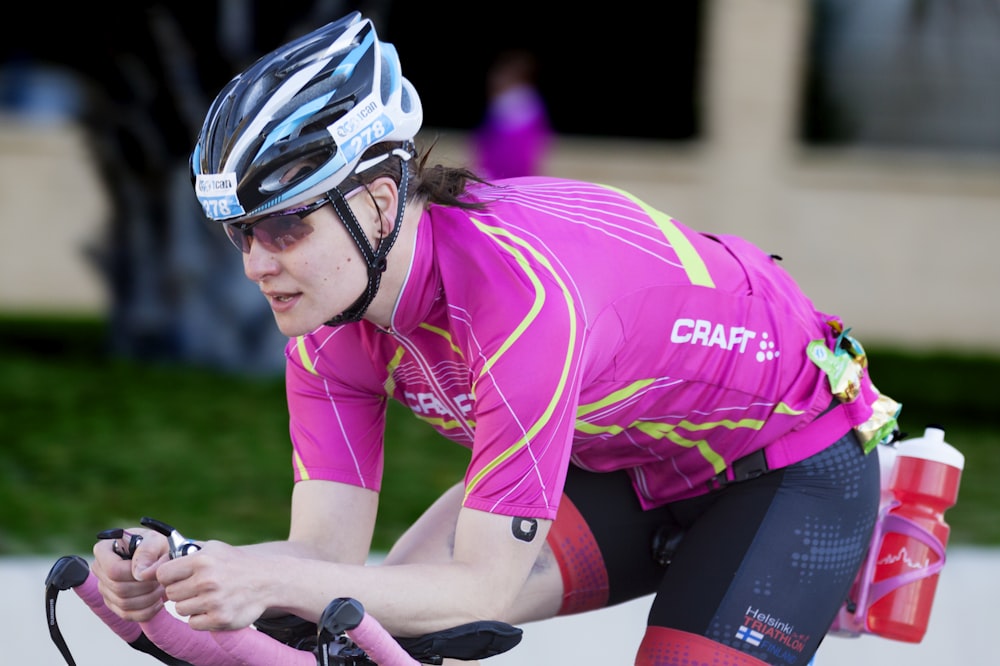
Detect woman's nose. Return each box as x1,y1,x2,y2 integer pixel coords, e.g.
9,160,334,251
242,240,280,281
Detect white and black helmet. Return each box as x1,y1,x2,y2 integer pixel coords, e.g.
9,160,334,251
191,11,423,223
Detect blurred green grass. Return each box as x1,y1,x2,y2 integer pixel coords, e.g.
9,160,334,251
2,315,997,555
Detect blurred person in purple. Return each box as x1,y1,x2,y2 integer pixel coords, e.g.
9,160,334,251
472,49,552,179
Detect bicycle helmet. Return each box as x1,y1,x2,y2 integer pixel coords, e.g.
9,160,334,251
191,11,423,325
191,11,422,222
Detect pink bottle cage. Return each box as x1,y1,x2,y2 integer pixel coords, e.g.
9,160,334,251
831,501,946,636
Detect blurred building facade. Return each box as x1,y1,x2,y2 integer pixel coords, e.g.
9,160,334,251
432,0,1000,353
2,0,998,357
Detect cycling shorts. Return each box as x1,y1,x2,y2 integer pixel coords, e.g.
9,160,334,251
552,431,879,665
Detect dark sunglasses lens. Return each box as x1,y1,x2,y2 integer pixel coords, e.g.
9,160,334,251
253,214,314,252
224,224,251,253
223,213,314,254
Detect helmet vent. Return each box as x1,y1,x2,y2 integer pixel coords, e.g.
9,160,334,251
400,85,414,113
379,57,392,105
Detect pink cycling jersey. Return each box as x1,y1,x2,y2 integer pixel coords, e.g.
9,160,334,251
285,178,871,520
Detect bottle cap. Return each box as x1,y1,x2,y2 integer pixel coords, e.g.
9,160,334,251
897,426,965,470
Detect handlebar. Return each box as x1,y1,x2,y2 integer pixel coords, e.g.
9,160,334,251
48,518,521,665
46,555,191,666
319,599,419,666
48,555,410,665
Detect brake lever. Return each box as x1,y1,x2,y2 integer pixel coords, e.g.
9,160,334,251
97,527,144,560
140,517,202,559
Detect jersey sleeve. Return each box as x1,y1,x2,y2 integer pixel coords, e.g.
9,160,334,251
284,326,388,490
442,215,589,521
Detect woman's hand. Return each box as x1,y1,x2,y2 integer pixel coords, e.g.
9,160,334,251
156,540,271,631
91,529,170,622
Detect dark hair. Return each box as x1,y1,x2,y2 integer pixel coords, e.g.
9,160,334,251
349,139,490,211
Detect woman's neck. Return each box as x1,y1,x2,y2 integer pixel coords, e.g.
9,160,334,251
363,200,425,328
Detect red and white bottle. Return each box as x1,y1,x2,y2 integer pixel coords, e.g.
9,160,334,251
865,425,964,642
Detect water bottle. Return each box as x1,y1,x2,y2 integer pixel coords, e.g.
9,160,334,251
864,426,964,642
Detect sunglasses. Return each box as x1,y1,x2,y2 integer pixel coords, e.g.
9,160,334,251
223,197,330,254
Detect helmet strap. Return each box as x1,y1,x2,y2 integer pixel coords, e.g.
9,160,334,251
323,146,412,326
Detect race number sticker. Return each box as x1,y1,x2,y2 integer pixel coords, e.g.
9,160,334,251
195,173,246,220
328,95,396,165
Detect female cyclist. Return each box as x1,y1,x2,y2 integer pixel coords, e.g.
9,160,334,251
92,12,900,666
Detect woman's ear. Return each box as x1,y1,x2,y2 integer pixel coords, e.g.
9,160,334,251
365,176,400,237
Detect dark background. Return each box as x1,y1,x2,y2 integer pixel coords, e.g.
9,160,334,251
0,1,704,147
380,1,703,139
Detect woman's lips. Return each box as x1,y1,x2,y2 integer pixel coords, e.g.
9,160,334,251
264,291,300,312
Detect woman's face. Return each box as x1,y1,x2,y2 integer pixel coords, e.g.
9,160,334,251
241,191,373,337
